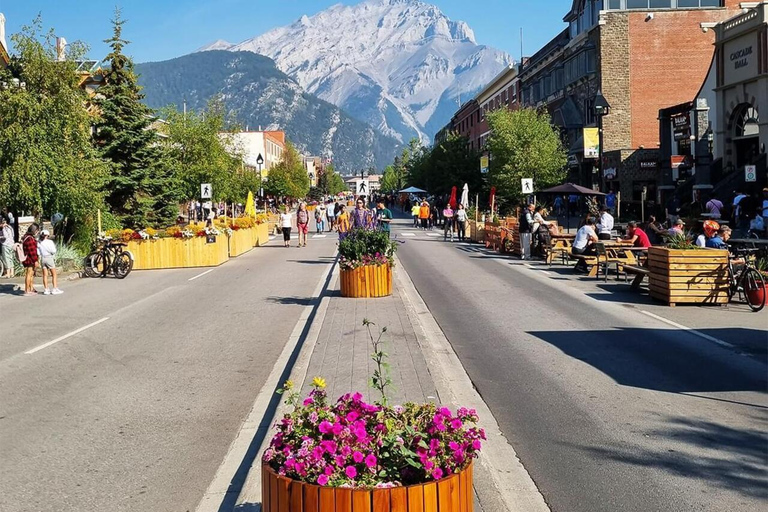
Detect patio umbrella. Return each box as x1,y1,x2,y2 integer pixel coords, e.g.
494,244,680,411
399,186,427,194
539,183,605,233
449,186,457,209
460,183,469,209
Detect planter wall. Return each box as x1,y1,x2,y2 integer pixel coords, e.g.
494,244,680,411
262,462,473,512
229,228,255,257
468,220,485,243
648,247,730,306
256,223,271,246
340,265,392,298
126,236,229,270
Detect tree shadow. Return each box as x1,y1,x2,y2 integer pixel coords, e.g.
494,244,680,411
286,260,333,265
568,415,768,500
527,327,768,392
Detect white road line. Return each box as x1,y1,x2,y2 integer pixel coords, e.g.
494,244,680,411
312,234,327,239
639,310,735,349
25,317,110,355
400,232,416,237
188,269,215,281
425,233,441,237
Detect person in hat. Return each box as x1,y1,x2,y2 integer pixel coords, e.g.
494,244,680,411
38,229,63,295
0,216,14,278
695,220,719,247
667,218,685,237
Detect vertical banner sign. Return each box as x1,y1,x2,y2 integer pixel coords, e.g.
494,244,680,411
480,154,489,174
745,165,756,182
583,127,599,159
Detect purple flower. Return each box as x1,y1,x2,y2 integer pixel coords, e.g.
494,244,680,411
318,421,333,434
433,468,444,479
352,451,365,463
317,474,329,486
303,397,314,406
345,466,357,479
365,454,377,468
449,441,460,451
450,419,463,430
472,440,482,450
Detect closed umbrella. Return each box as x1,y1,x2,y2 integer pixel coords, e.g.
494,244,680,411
449,186,457,209
460,183,469,209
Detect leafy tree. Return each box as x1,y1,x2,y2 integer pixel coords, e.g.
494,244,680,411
264,141,310,199
318,164,347,196
486,108,566,210
93,9,177,227
162,98,250,203
0,17,108,248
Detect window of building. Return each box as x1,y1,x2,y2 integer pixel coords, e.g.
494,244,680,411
608,0,621,7
607,0,722,8
586,49,596,74
585,98,596,125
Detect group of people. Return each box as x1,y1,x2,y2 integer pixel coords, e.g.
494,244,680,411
279,197,394,247
0,218,62,296
408,199,470,242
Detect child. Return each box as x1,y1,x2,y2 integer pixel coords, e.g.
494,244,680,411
38,229,63,295
20,223,40,296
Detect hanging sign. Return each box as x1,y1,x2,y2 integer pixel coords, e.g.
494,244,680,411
480,154,489,174
521,178,533,194
583,127,599,159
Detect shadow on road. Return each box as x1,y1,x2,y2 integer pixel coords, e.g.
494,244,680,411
266,296,313,306
0,283,22,296
569,415,768,500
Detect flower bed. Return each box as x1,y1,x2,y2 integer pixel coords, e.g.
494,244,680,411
126,235,229,270
228,227,255,257
338,228,397,299
340,265,392,298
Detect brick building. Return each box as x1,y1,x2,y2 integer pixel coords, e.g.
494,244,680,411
517,0,742,205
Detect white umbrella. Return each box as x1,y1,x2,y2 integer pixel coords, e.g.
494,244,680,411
460,183,469,208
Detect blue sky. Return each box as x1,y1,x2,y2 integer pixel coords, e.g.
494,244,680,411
0,0,573,63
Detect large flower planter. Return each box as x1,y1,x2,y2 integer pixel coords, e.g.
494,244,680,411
256,223,271,246
648,247,730,306
262,462,473,512
340,265,392,298
229,228,255,257
126,236,229,270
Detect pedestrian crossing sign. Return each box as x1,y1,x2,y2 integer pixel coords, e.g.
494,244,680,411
521,178,533,194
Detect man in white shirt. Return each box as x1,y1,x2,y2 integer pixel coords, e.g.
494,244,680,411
572,217,598,272
596,207,614,240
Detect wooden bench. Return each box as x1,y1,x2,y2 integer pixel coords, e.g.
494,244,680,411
623,265,649,290
571,254,599,276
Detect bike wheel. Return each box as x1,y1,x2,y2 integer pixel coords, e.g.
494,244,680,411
113,252,133,279
740,267,766,312
83,252,105,278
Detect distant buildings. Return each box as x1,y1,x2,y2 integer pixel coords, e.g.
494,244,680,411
227,130,286,178
0,13,9,70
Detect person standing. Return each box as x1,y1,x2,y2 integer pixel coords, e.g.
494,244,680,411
411,202,421,228
596,206,614,240
442,204,454,241
351,198,372,229
520,204,535,260
0,217,14,278
38,230,63,295
337,205,350,234
705,195,724,220
314,205,325,234
418,200,430,230
455,203,468,241
554,196,564,217
376,202,393,238
296,203,310,248
21,223,40,296
280,207,293,247
605,190,617,214
761,188,768,236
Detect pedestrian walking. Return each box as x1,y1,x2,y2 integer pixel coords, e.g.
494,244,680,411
455,203,468,241
316,203,326,233
554,196,564,217
376,202,393,238
411,202,420,228
38,230,62,295
442,204,454,241
0,217,15,278
430,204,439,230
296,203,310,247
706,195,724,220
337,205,350,234
351,198,372,229
519,204,535,260
280,207,293,247
605,190,617,214
418,201,430,230
20,223,40,295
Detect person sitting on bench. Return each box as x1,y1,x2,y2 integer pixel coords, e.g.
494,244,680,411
572,217,598,272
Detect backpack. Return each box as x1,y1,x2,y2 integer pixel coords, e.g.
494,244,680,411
14,241,25,263
519,212,531,233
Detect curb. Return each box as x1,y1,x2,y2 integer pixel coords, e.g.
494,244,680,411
394,255,551,512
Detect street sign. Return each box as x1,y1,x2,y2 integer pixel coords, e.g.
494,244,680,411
745,165,757,182
521,178,533,195
357,180,369,195
201,183,212,199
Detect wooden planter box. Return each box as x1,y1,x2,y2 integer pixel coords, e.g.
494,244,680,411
126,236,229,270
256,223,270,246
229,228,255,257
468,220,485,243
262,462,473,512
648,247,730,306
340,265,392,298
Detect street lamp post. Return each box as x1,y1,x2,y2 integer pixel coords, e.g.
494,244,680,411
594,88,611,193
256,153,264,205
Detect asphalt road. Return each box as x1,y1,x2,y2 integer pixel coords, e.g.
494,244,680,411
0,233,338,512
392,217,768,512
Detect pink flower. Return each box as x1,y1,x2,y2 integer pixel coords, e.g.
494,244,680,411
345,466,357,479
317,474,329,486
332,422,344,436
318,421,333,434
365,454,377,468
324,466,334,476
353,451,365,463
472,440,482,450
450,419,463,430
449,441,460,451
335,455,346,467
433,467,444,479
439,407,452,417
346,411,359,422
321,440,337,454
303,397,314,406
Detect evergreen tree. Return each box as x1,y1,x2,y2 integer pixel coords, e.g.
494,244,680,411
94,10,177,228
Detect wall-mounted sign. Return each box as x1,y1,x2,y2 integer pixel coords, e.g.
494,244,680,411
583,127,599,159
722,33,758,87
521,178,534,194
671,155,687,169
639,160,658,169
567,154,580,168
745,165,757,182
672,113,690,141
603,167,617,180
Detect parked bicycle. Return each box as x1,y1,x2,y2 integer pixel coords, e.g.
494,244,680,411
84,237,134,279
727,247,765,312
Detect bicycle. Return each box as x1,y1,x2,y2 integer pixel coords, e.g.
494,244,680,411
726,247,766,312
84,237,134,279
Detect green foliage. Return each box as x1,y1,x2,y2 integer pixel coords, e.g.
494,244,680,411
317,165,348,197
363,319,392,406
0,17,108,245
665,232,698,250
337,228,397,263
94,9,178,228
161,98,252,203
486,108,567,210
406,134,481,197
264,142,310,199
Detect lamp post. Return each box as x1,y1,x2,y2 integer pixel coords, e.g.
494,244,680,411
704,124,714,157
256,153,264,203
594,88,611,193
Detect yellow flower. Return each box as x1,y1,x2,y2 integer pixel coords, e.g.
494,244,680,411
283,380,294,390
312,376,326,389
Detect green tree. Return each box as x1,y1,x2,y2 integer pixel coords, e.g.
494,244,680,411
0,17,108,248
162,98,249,203
486,108,566,210
317,164,347,196
264,142,310,199
94,9,177,228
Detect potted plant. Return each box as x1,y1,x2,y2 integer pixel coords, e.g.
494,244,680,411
338,227,397,298
262,321,484,511
648,233,730,306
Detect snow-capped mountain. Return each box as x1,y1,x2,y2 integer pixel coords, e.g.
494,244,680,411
198,0,512,143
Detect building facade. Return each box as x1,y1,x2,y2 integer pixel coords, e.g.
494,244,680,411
518,0,741,204
227,131,286,179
